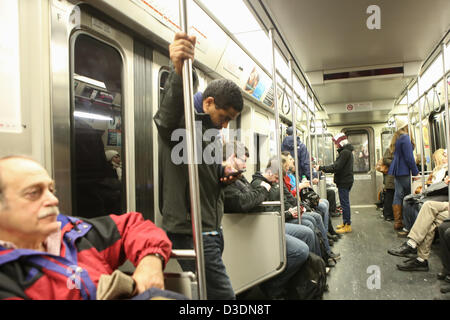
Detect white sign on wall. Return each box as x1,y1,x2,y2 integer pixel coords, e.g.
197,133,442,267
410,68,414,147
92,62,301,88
0,0,22,133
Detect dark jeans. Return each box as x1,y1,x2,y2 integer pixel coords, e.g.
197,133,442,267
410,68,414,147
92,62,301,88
402,196,421,231
338,187,351,225
167,231,235,300
327,189,336,213
393,175,411,205
438,221,450,274
260,224,310,298
383,188,395,219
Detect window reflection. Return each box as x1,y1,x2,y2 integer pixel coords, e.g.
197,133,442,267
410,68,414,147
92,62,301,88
381,131,394,155
347,132,370,173
71,34,124,218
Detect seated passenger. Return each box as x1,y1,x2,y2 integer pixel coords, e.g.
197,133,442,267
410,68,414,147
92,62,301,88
388,176,449,272
251,156,340,264
281,152,333,238
399,149,448,237
222,141,316,298
437,217,450,295
0,156,180,300
105,149,122,181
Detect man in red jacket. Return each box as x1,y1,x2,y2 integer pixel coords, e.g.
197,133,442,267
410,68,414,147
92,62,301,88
0,156,174,300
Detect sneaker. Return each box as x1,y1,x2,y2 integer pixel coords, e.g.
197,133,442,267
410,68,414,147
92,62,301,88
396,257,429,272
326,267,331,275
336,224,352,234
330,211,340,218
326,258,336,268
327,233,339,242
397,230,408,238
441,283,450,294
387,242,417,258
328,251,341,260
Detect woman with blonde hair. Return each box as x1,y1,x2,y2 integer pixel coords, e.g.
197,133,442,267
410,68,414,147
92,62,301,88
388,118,419,230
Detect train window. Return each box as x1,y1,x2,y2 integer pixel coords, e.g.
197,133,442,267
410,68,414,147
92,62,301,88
381,131,394,155
312,134,334,167
71,33,125,218
429,110,447,157
347,131,370,173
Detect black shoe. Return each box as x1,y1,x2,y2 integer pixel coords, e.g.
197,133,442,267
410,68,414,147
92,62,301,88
397,258,429,272
330,212,340,218
384,216,394,221
437,271,450,280
327,233,339,242
397,230,408,238
440,283,450,294
388,242,417,258
326,258,336,268
328,251,340,260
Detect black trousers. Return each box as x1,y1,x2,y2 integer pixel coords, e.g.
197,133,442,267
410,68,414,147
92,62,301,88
383,188,395,219
438,220,450,274
326,189,336,213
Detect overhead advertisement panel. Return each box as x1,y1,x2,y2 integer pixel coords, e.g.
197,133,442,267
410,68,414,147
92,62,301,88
0,0,22,133
130,0,228,72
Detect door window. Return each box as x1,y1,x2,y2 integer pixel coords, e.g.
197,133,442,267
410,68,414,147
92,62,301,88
347,131,370,173
71,33,125,218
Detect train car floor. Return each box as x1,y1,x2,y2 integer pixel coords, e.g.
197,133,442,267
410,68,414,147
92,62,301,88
324,206,446,300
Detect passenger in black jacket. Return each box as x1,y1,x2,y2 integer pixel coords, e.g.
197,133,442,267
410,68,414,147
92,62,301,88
222,142,318,298
153,32,243,300
317,133,354,234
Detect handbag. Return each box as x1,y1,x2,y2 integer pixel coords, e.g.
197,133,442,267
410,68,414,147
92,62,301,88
376,158,389,174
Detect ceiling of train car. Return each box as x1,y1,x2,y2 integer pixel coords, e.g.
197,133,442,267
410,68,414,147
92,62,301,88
252,0,450,125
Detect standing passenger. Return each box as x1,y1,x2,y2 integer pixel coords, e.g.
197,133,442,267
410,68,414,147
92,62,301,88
153,32,243,299
316,133,354,234
382,146,395,221
281,126,311,180
388,119,419,231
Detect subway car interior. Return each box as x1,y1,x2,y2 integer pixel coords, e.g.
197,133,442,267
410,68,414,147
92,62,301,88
0,0,449,301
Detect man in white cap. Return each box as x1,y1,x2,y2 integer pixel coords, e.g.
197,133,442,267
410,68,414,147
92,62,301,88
316,133,354,234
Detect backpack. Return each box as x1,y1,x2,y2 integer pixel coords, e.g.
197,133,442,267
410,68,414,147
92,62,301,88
286,253,328,300
300,187,320,209
313,228,330,262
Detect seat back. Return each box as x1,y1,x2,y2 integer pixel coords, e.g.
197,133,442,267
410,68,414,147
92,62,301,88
222,211,285,294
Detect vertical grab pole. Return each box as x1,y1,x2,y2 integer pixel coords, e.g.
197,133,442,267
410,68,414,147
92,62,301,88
441,43,450,205
179,0,207,300
289,59,301,223
416,80,426,190
406,89,413,188
306,93,314,183
269,28,287,268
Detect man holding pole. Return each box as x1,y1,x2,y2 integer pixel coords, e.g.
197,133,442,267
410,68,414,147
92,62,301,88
154,32,244,299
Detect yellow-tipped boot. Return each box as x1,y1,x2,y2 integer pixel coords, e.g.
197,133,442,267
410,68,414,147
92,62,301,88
336,224,352,234
336,223,345,229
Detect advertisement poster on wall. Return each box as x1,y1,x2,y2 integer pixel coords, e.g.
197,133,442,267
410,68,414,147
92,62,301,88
107,116,122,146
243,65,272,103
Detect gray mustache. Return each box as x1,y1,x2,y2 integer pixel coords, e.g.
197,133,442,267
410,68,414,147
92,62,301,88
38,207,60,219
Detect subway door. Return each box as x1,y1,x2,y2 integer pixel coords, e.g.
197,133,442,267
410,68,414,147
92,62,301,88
343,128,377,206
51,5,137,218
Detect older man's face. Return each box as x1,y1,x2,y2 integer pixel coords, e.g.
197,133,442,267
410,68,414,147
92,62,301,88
0,158,60,240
